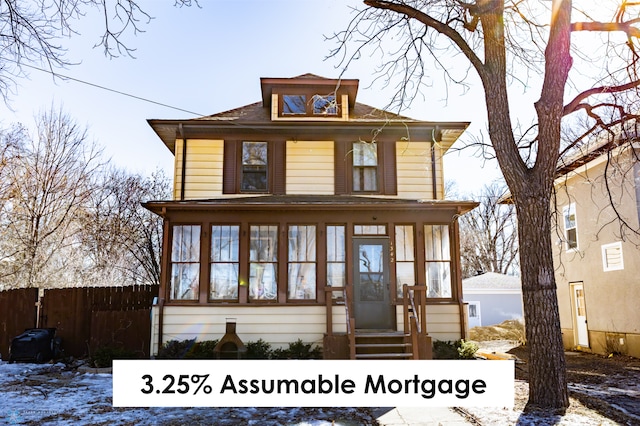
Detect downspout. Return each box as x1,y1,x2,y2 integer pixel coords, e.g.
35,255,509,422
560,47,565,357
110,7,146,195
431,126,441,200
179,123,187,201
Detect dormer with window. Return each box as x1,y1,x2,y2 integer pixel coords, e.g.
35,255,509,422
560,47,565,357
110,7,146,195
261,74,357,121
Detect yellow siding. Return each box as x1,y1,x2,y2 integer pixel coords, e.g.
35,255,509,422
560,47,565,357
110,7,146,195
396,141,444,200
286,141,334,194
160,305,328,349
155,303,462,352
173,139,224,200
395,304,462,342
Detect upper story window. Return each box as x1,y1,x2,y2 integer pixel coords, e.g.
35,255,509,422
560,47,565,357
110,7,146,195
353,141,378,192
242,142,268,192
279,93,339,117
313,95,337,115
283,95,306,115
224,140,285,195
563,203,578,250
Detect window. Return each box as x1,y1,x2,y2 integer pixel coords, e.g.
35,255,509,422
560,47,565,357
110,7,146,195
249,225,278,300
468,303,478,318
241,142,268,192
288,225,317,300
395,225,416,297
170,225,201,301
424,224,451,298
313,95,337,115
326,225,346,296
282,95,306,115
210,225,240,300
563,203,578,250
602,242,624,271
354,224,386,235
352,142,378,192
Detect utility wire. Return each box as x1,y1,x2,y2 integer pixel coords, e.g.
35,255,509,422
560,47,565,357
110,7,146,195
16,61,206,117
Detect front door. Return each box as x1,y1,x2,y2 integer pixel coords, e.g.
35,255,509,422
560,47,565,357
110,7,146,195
571,282,590,347
353,238,395,330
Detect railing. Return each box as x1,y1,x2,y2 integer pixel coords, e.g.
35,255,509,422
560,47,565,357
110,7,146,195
402,284,428,359
324,286,356,359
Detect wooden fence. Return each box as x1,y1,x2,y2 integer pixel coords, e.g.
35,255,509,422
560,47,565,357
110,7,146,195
0,288,38,361
0,285,158,361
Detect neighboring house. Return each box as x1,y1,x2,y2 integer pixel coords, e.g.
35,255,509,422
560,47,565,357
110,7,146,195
462,272,523,328
143,73,477,359
552,135,640,358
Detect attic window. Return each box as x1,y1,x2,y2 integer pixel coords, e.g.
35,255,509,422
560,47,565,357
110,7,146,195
283,95,306,115
313,95,337,115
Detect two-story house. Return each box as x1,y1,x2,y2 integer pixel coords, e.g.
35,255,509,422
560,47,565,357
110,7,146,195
143,74,477,359
553,135,640,358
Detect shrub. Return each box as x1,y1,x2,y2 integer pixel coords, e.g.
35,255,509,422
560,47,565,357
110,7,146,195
271,339,322,360
433,340,478,360
156,339,196,359
187,339,219,359
90,346,138,368
245,339,272,359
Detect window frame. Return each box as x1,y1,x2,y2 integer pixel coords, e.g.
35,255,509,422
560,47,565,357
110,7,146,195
223,140,285,195
287,225,318,301
209,224,240,301
248,224,279,302
168,224,202,302
563,203,578,251
335,140,397,195
277,90,340,117
424,224,452,299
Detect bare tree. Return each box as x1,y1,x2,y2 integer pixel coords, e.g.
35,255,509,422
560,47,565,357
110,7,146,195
79,167,169,286
1,107,102,289
330,0,640,410
459,182,519,278
0,0,196,101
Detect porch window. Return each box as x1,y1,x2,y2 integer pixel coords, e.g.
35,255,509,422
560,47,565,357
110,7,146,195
288,225,317,300
354,224,386,235
170,225,201,301
209,225,240,300
563,203,578,250
352,141,378,192
326,225,346,297
424,224,451,298
241,142,268,192
395,225,416,297
249,225,278,300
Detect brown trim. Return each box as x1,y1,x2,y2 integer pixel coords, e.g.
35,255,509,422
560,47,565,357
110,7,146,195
334,141,348,195
179,126,187,201
222,140,238,194
382,141,397,195
272,140,286,195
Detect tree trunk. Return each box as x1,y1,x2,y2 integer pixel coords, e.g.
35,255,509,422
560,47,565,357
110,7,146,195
515,190,569,411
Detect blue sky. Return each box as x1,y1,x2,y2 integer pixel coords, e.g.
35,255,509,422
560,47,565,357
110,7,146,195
0,0,500,194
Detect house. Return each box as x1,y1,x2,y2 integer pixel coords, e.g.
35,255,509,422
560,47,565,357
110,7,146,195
462,272,523,328
552,134,640,358
143,74,477,359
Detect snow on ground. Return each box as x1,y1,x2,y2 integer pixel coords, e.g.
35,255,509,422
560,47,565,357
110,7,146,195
0,357,633,425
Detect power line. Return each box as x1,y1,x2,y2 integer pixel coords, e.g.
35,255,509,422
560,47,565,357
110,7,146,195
16,62,206,117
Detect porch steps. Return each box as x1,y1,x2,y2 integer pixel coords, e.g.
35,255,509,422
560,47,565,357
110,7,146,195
354,331,414,360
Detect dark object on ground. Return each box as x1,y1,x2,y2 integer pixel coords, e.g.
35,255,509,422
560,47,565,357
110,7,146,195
9,328,61,364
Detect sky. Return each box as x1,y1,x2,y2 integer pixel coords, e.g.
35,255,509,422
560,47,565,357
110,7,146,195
0,0,502,195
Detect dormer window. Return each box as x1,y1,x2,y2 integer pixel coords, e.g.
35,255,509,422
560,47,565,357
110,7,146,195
313,95,337,115
283,95,306,115
279,92,339,117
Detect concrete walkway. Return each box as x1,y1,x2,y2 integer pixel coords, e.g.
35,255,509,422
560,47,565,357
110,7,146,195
374,407,473,425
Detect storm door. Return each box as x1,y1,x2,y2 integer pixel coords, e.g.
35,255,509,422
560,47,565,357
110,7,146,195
353,238,395,330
